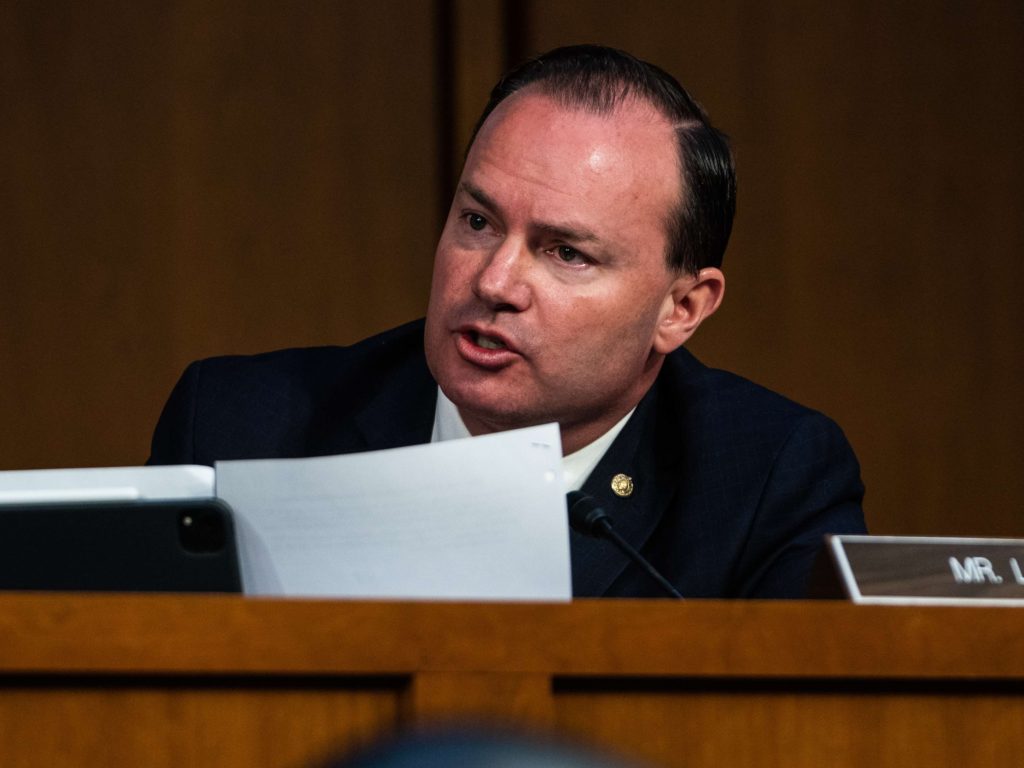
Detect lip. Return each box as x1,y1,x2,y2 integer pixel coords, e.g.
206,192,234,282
454,325,522,369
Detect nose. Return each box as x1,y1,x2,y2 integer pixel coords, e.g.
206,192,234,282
472,238,531,312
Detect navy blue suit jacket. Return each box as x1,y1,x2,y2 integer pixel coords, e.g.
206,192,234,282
149,319,866,598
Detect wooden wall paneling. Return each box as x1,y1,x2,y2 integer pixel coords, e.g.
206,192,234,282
448,0,507,184
0,685,399,768
0,2,443,469
4,1,1023,538
2,596,1024,767
404,671,556,727
517,0,1024,537
555,687,1024,768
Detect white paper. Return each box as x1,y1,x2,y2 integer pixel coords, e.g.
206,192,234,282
215,423,571,601
0,465,215,504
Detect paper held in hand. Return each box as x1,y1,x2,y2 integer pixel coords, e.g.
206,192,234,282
215,423,572,601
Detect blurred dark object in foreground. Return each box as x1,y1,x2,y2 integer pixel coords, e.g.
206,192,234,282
327,726,653,768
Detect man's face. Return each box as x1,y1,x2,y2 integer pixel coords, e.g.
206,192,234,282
424,90,689,453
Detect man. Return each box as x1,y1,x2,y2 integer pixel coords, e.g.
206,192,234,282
150,45,866,598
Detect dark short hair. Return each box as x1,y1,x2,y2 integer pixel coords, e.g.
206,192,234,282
469,45,736,274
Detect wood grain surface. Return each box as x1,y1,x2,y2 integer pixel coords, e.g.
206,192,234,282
1,595,1021,767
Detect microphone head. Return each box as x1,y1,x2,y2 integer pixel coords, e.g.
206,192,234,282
566,492,614,537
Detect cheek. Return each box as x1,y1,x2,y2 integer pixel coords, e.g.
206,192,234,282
552,291,662,361
429,243,463,303
433,236,479,286
534,298,616,363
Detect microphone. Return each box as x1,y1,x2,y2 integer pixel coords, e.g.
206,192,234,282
566,491,683,599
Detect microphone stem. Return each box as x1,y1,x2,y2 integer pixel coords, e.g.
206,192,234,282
598,521,684,599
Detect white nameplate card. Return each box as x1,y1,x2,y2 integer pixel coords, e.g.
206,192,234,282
818,534,1024,606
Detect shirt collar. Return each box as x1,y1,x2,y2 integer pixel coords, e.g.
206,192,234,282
431,387,635,492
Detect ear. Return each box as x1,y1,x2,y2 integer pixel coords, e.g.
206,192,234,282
652,267,725,354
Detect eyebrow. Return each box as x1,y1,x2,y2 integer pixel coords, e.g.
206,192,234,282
460,181,603,245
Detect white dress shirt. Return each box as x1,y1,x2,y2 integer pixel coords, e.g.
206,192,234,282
431,387,634,492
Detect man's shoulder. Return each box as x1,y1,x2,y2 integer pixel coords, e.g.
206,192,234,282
149,319,431,464
637,346,865,599
656,345,860,490
181,318,430,424
191,318,426,385
662,345,824,432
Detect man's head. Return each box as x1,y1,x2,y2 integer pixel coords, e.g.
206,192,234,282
471,45,735,276
424,45,732,454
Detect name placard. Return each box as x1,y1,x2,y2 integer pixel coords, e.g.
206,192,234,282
812,535,1024,606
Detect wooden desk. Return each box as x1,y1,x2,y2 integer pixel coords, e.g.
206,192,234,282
0,595,1021,766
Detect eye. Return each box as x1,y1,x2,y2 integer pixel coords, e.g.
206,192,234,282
466,213,487,231
554,245,586,264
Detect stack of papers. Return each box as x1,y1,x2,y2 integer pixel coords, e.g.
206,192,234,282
217,423,570,600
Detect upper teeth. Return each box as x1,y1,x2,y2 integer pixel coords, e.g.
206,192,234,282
477,335,506,350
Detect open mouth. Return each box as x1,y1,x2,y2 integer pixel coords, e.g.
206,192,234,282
474,333,507,350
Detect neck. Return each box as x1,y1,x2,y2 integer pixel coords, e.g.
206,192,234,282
457,396,645,456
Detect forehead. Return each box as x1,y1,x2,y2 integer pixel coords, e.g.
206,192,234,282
465,90,682,249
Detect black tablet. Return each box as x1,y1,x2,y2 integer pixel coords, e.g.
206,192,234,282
0,498,241,592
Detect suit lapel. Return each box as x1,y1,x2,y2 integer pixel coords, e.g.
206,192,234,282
306,333,437,457
571,381,680,596
352,353,437,452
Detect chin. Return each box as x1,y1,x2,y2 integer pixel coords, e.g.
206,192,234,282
446,387,542,432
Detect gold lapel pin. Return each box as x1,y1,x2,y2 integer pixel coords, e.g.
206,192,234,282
610,473,634,497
